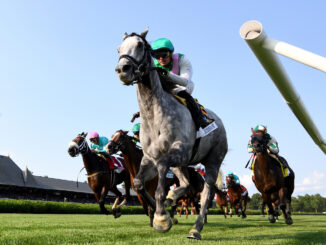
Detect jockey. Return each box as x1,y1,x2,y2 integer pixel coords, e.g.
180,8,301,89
89,131,122,171
132,123,140,143
247,125,289,169
151,38,211,130
227,171,240,185
88,131,109,155
227,171,247,197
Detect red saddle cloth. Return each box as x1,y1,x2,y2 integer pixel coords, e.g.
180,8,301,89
240,185,247,193
106,156,124,171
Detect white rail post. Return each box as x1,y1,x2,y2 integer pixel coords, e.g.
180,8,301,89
240,20,326,155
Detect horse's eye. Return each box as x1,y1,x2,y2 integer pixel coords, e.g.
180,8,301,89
137,42,143,49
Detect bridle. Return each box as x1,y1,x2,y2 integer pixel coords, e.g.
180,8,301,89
251,135,267,153
76,135,89,155
118,33,156,84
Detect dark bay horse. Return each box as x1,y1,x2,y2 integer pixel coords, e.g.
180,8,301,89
251,132,295,224
105,130,207,225
226,177,248,218
68,132,131,218
215,188,229,218
105,130,177,226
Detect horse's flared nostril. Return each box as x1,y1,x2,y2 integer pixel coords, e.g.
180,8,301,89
122,65,131,72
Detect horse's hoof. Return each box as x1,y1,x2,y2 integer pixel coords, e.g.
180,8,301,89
242,213,247,219
268,214,276,223
164,198,173,207
153,213,172,233
187,229,201,240
113,208,122,219
172,217,178,225
286,216,293,225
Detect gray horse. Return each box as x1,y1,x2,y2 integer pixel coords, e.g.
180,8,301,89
115,29,227,240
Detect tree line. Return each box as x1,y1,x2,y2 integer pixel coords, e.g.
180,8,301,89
247,193,326,213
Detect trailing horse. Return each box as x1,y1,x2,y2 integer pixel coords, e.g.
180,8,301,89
250,132,295,224
215,188,229,218
115,29,227,240
225,176,248,218
68,132,131,218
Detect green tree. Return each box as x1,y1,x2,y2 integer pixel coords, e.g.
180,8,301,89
248,193,262,210
311,194,324,213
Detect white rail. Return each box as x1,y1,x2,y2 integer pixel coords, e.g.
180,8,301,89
240,20,326,155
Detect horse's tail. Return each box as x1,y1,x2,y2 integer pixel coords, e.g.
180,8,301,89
215,170,224,190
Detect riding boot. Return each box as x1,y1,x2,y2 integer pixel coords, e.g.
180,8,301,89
177,90,211,129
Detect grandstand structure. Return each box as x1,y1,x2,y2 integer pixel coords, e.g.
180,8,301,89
0,155,139,205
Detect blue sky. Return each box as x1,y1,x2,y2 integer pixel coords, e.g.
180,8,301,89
0,1,325,197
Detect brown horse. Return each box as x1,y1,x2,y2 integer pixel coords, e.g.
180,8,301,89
106,130,178,226
250,132,295,224
106,130,207,225
68,132,131,218
226,176,248,218
215,188,229,218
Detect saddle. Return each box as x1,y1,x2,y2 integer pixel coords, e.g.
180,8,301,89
173,95,213,123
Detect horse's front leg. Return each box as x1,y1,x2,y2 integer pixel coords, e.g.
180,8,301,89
133,156,157,209
153,162,171,233
152,143,190,233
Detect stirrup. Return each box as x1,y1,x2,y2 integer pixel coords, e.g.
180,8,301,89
196,121,218,139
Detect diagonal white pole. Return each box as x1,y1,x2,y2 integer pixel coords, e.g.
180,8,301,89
240,20,326,155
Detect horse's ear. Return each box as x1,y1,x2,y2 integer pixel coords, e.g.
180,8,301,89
123,32,128,40
123,130,129,135
140,28,149,38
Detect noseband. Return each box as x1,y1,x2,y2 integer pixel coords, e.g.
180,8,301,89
118,33,155,84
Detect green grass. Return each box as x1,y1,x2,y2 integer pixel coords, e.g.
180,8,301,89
0,214,325,245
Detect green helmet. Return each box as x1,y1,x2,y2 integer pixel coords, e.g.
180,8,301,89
132,123,140,133
151,38,174,52
254,124,267,133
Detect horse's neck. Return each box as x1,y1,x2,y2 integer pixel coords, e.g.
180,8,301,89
120,142,142,177
81,153,94,174
136,63,166,130
255,152,271,174
82,152,105,175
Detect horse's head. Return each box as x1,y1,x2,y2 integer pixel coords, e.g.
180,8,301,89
226,176,233,187
251,132,268,153
115,29,152,85
105,130,130,155
68,132,89,157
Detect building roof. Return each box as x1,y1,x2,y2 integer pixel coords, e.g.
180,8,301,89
0,155,136,196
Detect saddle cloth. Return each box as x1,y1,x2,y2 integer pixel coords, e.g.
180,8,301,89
97,154,125,173
251,154,289,178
